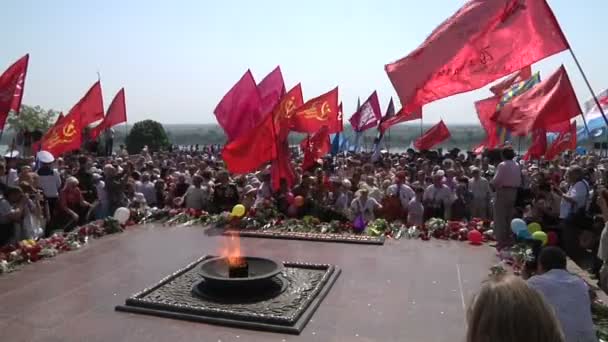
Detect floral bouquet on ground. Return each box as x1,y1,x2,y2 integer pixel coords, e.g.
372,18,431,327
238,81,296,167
164,208,210,227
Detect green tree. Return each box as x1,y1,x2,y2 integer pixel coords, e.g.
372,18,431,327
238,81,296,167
6,105,59,132
125,119,170,154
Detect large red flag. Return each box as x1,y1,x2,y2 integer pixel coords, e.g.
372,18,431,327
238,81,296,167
414,120,451,150
490,66,532,96
301,126,331,170
522,128,547,161
0,54,29,130
273,83,304,141
379,106,422,133
492,66,581,135
71,81,104,128
40,111,82,157
290,87,340,133
214,70,263,141
271,141,296,191
349,91,382,132
385,0,569,112
545,121,576,160
222,112,277,174
91,88,127,140
258,66,286,116
475,96,501,148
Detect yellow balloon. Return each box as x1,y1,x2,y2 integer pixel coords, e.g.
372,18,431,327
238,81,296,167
528,222,541,234
531,231,548,246
232,204,246,217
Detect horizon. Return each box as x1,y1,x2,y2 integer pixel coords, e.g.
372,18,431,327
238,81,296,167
3,0,608,126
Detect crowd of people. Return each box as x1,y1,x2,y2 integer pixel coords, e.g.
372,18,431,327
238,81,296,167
0,142,606,340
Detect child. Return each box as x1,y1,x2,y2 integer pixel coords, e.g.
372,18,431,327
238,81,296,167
407,187,425,226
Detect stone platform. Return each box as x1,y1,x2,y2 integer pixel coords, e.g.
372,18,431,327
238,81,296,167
0,224,495,342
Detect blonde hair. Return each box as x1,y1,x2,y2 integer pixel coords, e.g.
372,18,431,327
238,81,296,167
467,275,564,342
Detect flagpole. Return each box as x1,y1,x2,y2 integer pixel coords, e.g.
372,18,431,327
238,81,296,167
387,128,391,153
419,118,423,138
568,49,603,134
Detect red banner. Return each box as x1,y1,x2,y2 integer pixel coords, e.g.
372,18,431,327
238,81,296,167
349,91,382,132
414,120,451,150
386,0,569,112
290,87,340,133
492,66,581,135
0,54,29,130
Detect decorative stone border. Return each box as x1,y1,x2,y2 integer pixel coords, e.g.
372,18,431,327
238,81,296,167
116,255,341,335
222,230,386,245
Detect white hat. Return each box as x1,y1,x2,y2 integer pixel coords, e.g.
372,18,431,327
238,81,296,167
4,150,19,158
37,150,55,164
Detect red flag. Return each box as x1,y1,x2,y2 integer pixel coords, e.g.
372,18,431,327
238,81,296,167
214,70,263,141
271,141,296,191
385,0,569,112
91,88,127,140
40,111,82,157
349,91,382,132
546,120,570,134
473,141,488,155
301,126,331,170
492,66,581,135
490,66,532,96
258,66,286,116
379,106,422,133
414,120,451,150
291,87,340,133
475,96,500,148
522,128,547,161
222,112,277,174
70,81,104,128
545,121,576,160
273,83,304,141
0,54,29,130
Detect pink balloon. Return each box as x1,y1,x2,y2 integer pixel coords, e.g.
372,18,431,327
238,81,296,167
467,230,483,245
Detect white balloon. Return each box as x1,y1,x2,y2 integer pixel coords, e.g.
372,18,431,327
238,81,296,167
114,207,130,224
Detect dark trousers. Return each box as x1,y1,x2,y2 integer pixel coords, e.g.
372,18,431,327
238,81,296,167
45,197,58,237
105,139,113,156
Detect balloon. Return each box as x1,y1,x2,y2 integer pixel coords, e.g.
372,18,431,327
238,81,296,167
353,215,366,233
527,222,541,234
510,219,527,235
547,231,559,246
294,196,305,207
532,231,548,246
517,229,532,240
114,207,130,224
468,230,483,245
231,204,246,218
287,193,295,205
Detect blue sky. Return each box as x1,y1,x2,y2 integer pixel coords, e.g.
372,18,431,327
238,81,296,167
2,0,607,125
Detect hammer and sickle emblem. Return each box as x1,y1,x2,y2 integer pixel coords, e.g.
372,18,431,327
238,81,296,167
63,120,77,138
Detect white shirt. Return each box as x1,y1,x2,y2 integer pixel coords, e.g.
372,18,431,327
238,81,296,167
469,177,491,202
6,169,18,187
559,180,589,219
386,184,415,209
37,169,62,198
528,270,596,342
492,160,521,188
137,181,156,205
407,198,424,226
184,186,210,210
350,197,381,221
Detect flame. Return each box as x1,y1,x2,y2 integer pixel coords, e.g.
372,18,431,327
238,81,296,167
220,232,243,267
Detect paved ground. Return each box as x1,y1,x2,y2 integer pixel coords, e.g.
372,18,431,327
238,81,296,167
0,225,496,342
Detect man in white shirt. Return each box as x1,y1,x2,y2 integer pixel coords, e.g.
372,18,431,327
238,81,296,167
423,171,453,220
469,167,491,219
350,188,382,222
386,172,415,209
492,147,521,249
528,247,596,342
